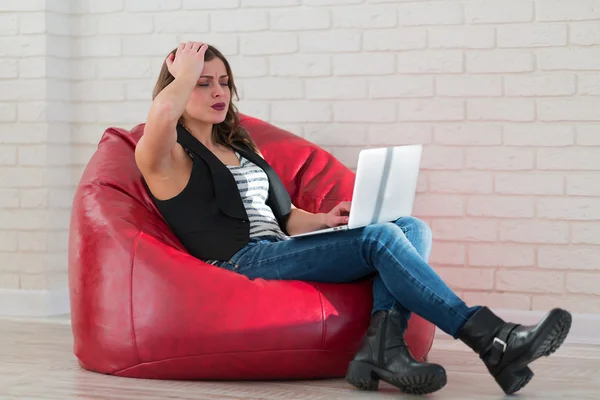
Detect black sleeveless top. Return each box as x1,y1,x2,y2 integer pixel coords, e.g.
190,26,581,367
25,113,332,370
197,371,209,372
143,124,292,261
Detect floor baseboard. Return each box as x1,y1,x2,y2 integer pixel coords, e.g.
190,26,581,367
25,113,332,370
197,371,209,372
0,288,70,317
435,308,600,345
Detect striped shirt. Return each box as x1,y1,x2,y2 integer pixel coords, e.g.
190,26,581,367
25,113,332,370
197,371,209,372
227,152,290,242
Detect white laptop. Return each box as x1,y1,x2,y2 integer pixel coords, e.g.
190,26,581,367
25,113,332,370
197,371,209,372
291,144,423,238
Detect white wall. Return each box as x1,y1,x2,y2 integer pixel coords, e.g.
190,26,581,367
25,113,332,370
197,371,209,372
1,0,600,316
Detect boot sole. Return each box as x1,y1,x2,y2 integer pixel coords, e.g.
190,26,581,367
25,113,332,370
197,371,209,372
496,309,572,395
345,360,447,395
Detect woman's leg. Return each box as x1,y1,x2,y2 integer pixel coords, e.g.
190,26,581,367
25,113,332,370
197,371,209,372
218,218,477,338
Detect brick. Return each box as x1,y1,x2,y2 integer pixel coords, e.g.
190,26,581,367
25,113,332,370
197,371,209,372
433,218,497,242
233,101,269,121
48,231,69,252
504,124,574,146
0,274,19,289
572,223,600,245
334,53,395,76
0,36,46,57
495,172,564,195
539,247,600,271
567,174,600,196
370,76,433,98
0,253,44,274
303,123,368,146
272,101,331,123
46,13,70,36
429,171,493,194
539,48,600,70
333,101,396,122
300,31,361,53
17,145,46,166
242,0,298,5
0,146,17,165
0,81,47,101
571,23,600,45
537,197,600,220
430,242,465,265
0,103,17,122
72,81,125,102
306,77,367,100
211,10,267,32
466,1,533,23
398,100,464,122
434,124,501,146
241,33,296,55
332,6,396,29
72,36,121,57
533,294,600,314
539,99,600,121
183,0,239,8
499,220,569,244
121,36,182,57
578,73,600,96
154,13,209,33
538,148,600,170
437,76,502,97
398,2,463,26
468,195,534,218
364,29,426,51
0,231,17,251
467,51,534,73
48,188,74,208
0,59,18,78
71,15,98,36
305,0,362,4
0,210,47,230
243,78,303,100
567,273,600,295
421,146,464,170
18,232,47,252
468,99,535,122
126,0,181,11
72,0,124,13
398,51,463,74
0,168,45,189
270,8,330,31
125,81,154,100
227,56,268,78
0,14,18,35
18,102,47,123
270,54,330,77
413,194,464,217
367,124,433,146
466,147,534,170
97,102,148,124
429,27,495,49
536,0,600,21
19,274,48,290
98,14,153,34
0,190,19,207
463,292,532,310
469,244,535,268
329,147,363,169
436,267,494,290
498,24,567,48
504,74,576,97
496,270,564,293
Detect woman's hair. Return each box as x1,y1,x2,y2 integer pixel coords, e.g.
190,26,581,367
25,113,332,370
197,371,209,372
152,44,259,153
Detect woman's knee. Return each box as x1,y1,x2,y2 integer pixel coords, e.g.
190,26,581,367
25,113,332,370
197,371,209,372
395,216,432,242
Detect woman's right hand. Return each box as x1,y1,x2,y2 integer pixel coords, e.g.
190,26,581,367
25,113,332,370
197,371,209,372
166,41,208,81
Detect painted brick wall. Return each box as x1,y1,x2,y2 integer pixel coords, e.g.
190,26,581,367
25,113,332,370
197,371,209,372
2,0,599,315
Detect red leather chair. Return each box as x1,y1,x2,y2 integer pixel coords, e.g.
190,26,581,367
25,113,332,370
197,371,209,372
68,114,436,380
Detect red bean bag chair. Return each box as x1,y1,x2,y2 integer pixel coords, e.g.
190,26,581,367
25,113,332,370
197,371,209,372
68,114,436,380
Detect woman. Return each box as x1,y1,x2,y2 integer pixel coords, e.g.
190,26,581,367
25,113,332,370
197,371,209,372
135,42,572,396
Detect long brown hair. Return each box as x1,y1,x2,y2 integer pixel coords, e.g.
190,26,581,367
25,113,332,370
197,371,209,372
152,44,259,153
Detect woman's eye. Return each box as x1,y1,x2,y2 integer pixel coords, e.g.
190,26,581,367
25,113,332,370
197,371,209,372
197,84,209,87
220,83,228,87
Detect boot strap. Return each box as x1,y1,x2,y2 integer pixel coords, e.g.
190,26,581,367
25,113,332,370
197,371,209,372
484,323,518,366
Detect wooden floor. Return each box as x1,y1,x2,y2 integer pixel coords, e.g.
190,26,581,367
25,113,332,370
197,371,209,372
1,316,599,400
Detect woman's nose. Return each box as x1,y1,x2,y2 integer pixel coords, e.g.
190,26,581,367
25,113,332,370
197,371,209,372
213,85,224,97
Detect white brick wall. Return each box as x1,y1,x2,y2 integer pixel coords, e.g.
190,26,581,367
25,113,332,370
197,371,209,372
2,0,600,315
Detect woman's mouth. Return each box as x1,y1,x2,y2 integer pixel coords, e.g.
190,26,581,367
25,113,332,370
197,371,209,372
211,102,226,111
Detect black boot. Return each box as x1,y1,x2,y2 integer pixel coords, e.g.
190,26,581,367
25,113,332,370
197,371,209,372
458,307,572,395
345,309,447,395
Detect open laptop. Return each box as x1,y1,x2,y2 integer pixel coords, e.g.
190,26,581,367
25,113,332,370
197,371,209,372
291,144,423,238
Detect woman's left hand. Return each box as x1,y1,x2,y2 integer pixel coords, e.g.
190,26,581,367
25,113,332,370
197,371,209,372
324,201,351,228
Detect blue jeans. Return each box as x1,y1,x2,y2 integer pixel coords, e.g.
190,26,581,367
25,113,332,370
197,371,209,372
214,216,480,338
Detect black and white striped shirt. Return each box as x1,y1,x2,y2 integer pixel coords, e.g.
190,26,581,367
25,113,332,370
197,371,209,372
227,152,290,241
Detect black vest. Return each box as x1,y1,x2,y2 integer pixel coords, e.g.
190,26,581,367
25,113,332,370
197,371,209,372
145,124,292,261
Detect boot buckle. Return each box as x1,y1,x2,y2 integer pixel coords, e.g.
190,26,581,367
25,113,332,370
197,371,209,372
493,337,507,352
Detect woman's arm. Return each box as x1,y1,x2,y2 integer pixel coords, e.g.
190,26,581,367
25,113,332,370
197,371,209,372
285,206,328,236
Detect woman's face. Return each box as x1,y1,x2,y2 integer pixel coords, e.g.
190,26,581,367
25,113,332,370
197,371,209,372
184,58,231,124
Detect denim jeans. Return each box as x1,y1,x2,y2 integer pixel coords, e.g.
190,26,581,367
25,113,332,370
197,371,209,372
214,216,480,338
